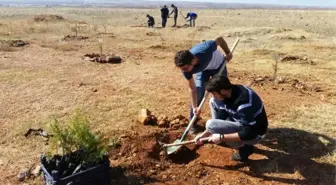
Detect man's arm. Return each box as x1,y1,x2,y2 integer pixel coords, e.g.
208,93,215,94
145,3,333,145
170,9,174,15
188,78,198,113
215,36,232,61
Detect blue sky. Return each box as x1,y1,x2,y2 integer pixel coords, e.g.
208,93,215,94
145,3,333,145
1,0,335,7
156,0,336,7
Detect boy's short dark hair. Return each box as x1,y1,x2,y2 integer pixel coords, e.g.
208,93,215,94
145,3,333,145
205,75,233,93
174,50,194,67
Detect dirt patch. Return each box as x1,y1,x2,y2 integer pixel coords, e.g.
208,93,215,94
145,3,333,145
137,110,191,130
148,45,168,50
279,54,315,65
146,32,160,36
252,49,285,56
270,35,307,41
197,26,211,31
176,24,189,29
250,50,315,65
0,40,29,47
62,35,89,41
227,28,292,37
248,75,323,92
33,14,65,22
0,40,28,51
84,53,122,64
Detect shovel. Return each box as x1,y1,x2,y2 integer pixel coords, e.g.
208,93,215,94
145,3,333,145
162,137,211,148
166,38,240,155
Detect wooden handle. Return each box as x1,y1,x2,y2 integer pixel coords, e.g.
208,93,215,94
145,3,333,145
163,137,210,148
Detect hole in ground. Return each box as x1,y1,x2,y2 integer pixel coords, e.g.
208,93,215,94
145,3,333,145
167,146,199,164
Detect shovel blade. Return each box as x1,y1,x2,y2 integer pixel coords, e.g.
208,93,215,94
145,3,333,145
166,139,182,155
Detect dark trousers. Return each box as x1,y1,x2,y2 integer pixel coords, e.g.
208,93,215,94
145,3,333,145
173,15,177,27
162,17,167,28
189,62,228,120
148,23,154,28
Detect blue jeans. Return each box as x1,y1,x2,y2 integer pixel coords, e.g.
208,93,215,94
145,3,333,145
162,17,167,27
189,62,228,120
205,119,265,148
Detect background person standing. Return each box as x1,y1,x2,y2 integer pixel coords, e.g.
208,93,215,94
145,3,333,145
170,4,178,27
160,5,169,28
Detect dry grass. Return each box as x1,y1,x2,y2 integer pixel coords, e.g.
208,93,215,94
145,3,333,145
0,7,335,185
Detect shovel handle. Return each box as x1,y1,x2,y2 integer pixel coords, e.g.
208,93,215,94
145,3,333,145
180,38,240,142
163,137,210,148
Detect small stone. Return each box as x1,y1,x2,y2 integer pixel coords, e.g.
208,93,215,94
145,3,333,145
32,165,41,177
254,77,264,82
158,120,168,128
149,169,156,175
172,114,184,120
179,120,188,127
172,124,180,130
162,175,168,179
275,77,285,84
18,168,30,181
132,147,138,154
133,153,137,157
157,115,168,121
91,88,98,92
84,57,92,61
159,151,166,156
170,120,178,125
137,109,151,125
156,164,161,168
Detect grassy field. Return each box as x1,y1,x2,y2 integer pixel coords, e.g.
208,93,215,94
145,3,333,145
0,7,335,185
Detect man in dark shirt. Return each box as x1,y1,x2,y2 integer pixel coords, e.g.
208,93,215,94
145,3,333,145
170,4,178,27
195,75,268,162
160,5,169,28
146,14,155,28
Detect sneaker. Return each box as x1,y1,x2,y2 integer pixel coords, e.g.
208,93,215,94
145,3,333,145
231,145,254,162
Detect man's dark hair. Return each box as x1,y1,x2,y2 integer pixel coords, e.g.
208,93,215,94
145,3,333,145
174,50,194,67
205,75,233,92
171,4,175,7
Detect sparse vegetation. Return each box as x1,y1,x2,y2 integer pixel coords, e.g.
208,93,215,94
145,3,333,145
48,110,108,164
0,7,335,185
272,54,280,81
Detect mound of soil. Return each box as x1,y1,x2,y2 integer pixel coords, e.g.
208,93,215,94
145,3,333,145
62,35,89,41
227,27,292,37
279,55,315,65
108,129,218,184
252,49,285,56
84,53,122,64
148,45,167,50
197,26,211,31
249,75,322,92
33,14,65,22
270,35,307,41
137,109,192,130
146,32,160,36
0,40,28,47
